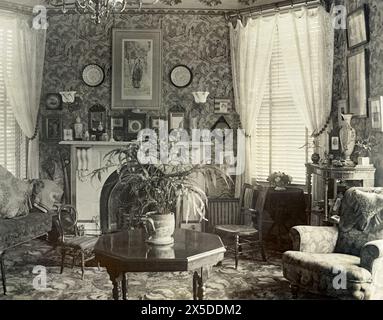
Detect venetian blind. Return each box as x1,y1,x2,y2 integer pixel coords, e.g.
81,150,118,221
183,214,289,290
0,23,26,178
251,20,318,185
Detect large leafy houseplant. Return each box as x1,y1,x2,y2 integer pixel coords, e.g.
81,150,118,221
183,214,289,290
91,143,232,241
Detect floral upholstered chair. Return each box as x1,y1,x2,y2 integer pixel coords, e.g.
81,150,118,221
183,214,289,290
283,187,383,300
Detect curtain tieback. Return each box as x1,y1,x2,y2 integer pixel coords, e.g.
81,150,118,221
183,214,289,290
28,122,39,141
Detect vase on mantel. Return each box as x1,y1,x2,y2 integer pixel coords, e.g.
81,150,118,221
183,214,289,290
339,114,356,166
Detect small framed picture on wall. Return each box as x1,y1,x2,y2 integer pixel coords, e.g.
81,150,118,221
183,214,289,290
369,96,383,132
214,99,233,114
169,106,185,130
43,116,63,141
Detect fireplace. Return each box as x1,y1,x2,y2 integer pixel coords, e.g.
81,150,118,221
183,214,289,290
59,141,206,235
100,171,142,234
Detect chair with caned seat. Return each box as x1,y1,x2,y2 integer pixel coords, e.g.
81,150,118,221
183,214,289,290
214,183,267,269
57,205,98,280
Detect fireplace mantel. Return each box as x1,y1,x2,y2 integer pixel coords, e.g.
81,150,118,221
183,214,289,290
59,141,135,147
61,141,135,235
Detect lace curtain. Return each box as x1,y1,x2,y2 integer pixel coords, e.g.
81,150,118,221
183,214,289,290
2,11,46,179
230,16,277,195
230,6,333,195
278,6,334,156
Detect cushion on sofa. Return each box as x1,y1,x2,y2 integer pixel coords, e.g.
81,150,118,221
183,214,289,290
335,188,383,256
33,179,64,211
0,165,32,219
283,251,372,299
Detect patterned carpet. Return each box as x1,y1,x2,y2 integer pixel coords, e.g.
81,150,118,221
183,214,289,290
0,239,324,300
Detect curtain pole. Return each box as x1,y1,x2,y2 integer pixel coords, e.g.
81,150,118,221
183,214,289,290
225,0,322,21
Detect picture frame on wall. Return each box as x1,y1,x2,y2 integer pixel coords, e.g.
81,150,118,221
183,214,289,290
43,116,62,141
369,96,383,132
125,111,147,141
347,4,369,49
112,29,162,110
45,93,63,111
169,106,185,130
348,49,368,118
111,117,125,129
214,99,233,114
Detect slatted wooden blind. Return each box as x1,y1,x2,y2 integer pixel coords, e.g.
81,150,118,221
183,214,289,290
251,22,318,185
0,23,26,178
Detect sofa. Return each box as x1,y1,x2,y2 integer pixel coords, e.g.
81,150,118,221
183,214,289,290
0,165,63,295
0,210,54,294
283,187,383,300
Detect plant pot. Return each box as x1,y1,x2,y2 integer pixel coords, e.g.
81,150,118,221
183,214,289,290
145,213,175,246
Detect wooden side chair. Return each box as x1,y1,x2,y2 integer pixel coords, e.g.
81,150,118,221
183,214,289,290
214,184,267,269
57,205,98,279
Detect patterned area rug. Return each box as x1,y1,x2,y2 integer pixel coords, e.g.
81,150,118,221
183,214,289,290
0,239,324,300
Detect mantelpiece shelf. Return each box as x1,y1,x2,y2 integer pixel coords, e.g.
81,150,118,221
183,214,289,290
59,141,136,147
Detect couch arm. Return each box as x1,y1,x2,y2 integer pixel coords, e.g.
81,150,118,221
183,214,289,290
360,240,383,273
290,226,338,253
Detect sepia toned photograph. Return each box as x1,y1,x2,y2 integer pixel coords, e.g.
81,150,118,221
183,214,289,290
1,0,383,309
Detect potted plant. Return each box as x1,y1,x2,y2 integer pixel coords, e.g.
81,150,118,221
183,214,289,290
355,136,376,166
91,143,232,245
267,172,293,191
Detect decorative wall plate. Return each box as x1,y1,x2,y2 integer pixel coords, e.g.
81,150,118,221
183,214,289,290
82,64,105,87
45,93,63,110
170,65,193,88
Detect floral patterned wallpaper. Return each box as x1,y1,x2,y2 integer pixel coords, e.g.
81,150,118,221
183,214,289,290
332,0,383,186
39,12,238,192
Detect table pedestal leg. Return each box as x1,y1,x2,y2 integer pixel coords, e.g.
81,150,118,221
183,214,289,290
122,273,128,300
107,268,126,300
193,267,211,300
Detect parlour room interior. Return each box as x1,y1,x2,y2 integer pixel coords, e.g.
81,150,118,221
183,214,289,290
0,0,383,301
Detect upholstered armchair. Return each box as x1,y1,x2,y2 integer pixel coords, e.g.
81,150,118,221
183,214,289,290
283,187,383,300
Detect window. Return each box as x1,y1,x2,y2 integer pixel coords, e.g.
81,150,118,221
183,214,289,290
0,23,26,178
252,23,317,185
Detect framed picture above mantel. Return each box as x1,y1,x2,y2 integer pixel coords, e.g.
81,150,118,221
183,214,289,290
112,29,162,110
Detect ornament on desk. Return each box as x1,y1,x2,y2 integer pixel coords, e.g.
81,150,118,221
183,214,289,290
74,116,83,141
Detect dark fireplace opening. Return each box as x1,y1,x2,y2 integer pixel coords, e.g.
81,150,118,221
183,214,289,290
100,171,141,234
